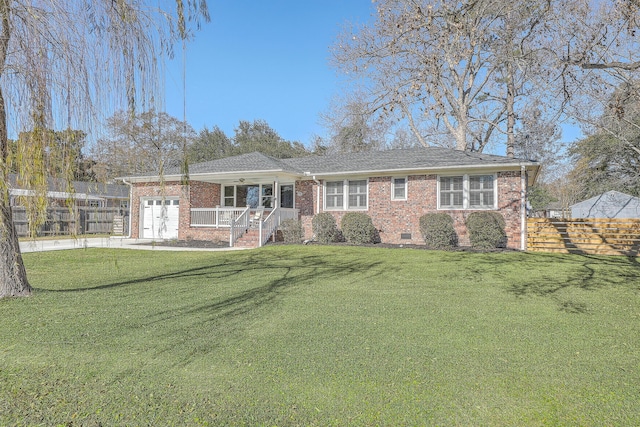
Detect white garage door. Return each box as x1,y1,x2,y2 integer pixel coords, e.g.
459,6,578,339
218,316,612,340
142,198,180,239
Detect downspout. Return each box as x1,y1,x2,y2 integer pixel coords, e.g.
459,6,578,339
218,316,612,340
313,176,321,215
520,166,526,251
121,178,133,239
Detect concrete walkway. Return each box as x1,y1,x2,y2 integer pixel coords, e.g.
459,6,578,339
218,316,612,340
19,237,245,253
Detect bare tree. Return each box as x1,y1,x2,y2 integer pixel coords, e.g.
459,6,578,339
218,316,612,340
331,0,565,155
332,0,517,152
514,102,563,183
551,0,640,156
92,110,196,180
318,92,394,153
0,1,209,299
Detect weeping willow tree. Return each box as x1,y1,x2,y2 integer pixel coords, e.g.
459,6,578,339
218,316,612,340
0,0,209,298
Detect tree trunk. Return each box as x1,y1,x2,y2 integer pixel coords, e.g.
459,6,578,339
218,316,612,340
0,92,31,297
0,200,31,298
0,0,31,297
506,61,516,158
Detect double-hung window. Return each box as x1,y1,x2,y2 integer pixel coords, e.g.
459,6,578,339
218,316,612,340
348,180,367,209
438,174,496,210
325,181,344,209
439,176,464,208
391,177,407,200
469,175,494,208
325,179,368,210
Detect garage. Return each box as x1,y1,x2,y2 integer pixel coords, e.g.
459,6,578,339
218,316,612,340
142,198,180,239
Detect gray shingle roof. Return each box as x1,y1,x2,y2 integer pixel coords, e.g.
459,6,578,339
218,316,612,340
129,147,539,180
283,147,536,175
185,152,301,175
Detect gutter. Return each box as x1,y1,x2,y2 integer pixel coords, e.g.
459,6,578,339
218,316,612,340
312,175,321,215
302,162,539,178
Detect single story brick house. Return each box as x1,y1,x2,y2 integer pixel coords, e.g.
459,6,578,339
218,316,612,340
119,147,540,249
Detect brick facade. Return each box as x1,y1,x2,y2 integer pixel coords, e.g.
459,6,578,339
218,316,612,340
130,181,185,240
130,170,526,250
130,181,228,243
297,171,525,249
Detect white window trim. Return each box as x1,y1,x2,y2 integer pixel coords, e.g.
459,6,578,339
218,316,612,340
437,173,498,210
324,179,369,211
221,183,277,208
391,176,408,201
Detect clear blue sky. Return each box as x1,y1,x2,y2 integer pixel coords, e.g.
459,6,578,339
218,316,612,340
164,1,375,146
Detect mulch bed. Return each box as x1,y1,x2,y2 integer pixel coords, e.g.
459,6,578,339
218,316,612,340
145,239,513,252
138,240,230,249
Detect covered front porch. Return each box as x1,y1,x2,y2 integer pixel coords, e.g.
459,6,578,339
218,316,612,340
186,176,300,248
190,206,299,247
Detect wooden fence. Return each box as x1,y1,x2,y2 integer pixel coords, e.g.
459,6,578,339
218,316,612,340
12,207,129,237
527,218,640,256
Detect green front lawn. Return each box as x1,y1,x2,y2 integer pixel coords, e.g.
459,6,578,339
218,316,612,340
1,246,639,426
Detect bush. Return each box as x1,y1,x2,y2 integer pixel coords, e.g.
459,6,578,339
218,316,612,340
312,213,338,244
340,212,377,244
465,211,507,249
419,213,458,249
279,219,303,244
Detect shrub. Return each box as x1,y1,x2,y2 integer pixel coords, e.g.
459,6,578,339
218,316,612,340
312,213,338,244
419,213,458,249
340,212,377,244
279,219,303,244
465,211,507,249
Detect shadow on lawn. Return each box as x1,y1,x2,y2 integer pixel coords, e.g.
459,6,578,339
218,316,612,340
502,253,640,314
39,250,393,366
506,252,639,296
152,252,392,366
431,251,639,314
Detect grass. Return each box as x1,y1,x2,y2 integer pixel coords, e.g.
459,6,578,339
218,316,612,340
1,246,639,426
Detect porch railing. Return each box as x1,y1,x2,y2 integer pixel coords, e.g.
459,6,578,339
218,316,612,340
191,206,299,248
259,208,299,247
191,207,247,227
230,206,250,247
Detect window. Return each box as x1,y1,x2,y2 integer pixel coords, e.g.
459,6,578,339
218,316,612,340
469,175,494,208
325,179,368,210
348,180,367,208
222,184,278,208
223,186,235,207
325,181,343,209
261,184,273,208
439,176,464,208
392,177,407,200
438,174,496,210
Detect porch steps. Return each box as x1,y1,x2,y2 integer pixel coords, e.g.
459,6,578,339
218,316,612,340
234,229,261,249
